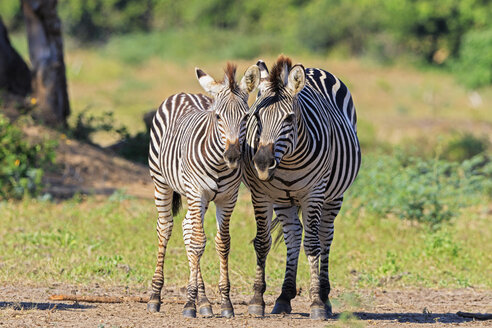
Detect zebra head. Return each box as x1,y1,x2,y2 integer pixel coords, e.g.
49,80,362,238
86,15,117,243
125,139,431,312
250,56,305,180
196,63,260,170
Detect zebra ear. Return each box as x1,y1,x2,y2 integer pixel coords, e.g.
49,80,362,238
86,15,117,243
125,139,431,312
240,65,260,94
196,67,222,95
286,64,305,95
256,60,269,91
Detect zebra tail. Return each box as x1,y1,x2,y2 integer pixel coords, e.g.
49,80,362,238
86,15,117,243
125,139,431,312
172,192,182,216
250,217,282,246
271,217,284,249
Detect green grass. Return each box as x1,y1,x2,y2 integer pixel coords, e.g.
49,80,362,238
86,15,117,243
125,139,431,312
1,182,490,292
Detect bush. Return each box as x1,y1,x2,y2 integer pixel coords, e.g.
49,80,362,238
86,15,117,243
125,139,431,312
348,152,492,228
0,115,56,199
453,28,492,89
441,133,489,162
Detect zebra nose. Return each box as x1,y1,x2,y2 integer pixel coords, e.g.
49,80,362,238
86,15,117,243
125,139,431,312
224,140,241,169
253,143,276,180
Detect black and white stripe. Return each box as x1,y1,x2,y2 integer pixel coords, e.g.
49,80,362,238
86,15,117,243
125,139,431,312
147,63,260,318
241,56,361,319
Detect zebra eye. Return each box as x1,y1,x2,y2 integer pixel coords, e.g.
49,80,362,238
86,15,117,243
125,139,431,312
215,113,221,120
285,114,295,124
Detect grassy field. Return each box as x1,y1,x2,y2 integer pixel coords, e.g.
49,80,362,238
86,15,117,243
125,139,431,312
1,181,491,292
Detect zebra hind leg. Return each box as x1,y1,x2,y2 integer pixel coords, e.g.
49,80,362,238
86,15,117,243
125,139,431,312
301,198,327,320
181,196,208,318
271,205,302,315
247,193,273,317
319,197,343,317
147,183,175,313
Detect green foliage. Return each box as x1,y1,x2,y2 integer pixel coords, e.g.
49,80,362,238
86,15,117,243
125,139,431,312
0,115,56,199
349,152,492,228
453,28,492,89
58,0,153,42
297,0,381,54
383,0,492,62
4,0,492,86
0,2,22,30
441,133,489,162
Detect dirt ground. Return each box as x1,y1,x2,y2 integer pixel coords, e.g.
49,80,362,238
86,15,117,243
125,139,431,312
0,284,491,327
22,125,154,200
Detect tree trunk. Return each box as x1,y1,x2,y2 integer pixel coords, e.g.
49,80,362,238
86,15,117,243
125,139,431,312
0,17,31,96
22,0,70,127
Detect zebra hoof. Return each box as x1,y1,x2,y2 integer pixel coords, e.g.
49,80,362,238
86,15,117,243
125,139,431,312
221,308,235,318
310,306,328,320
248,304,265,317
147,301,160,313
198,305,214,317
182,307,197,318
271,300,292,314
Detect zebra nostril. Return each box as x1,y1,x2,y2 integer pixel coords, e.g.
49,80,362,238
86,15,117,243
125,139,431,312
269,159,276,169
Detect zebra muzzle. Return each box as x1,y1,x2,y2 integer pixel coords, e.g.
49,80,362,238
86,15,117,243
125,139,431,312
224,140,241,170
253,143,277,181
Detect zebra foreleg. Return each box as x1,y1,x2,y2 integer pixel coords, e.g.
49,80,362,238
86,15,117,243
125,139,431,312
182,197,208,318
319,197,343,317
148,183,174,313
301,197,327,320
271,205,302,315
196,266,213,317
248,193,273,317
214,198,237,318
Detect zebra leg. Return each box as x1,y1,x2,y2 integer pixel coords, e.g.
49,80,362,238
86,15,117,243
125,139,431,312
248,193,273,317
147,182,174,313
214,197,237,318
181,196,208,318
319,197,343,317
271,205,302,315
196,266,213,317
192,202,213,317
301,197,327,320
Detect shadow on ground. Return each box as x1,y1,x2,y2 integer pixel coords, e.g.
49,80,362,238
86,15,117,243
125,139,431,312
353,312,477,324
281,312,483,324
0,301,93,311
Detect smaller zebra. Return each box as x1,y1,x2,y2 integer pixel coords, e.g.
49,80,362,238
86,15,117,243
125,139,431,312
147,64,260,318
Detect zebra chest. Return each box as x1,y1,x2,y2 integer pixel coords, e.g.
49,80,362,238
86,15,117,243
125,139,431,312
257,168,328,204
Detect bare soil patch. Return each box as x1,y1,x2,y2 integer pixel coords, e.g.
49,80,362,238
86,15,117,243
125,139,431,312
22,125,153,199
1,284,491,327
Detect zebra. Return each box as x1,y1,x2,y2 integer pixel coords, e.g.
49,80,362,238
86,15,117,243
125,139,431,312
241,56,361,320
147,63,260,318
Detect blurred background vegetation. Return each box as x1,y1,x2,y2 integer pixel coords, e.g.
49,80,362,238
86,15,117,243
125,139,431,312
1,0,491,88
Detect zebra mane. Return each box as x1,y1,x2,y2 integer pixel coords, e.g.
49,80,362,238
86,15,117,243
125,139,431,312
224,62,238,91
269,55,292,92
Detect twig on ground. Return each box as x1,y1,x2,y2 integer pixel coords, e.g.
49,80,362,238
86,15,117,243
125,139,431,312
49,294,249,305
49,294,183,304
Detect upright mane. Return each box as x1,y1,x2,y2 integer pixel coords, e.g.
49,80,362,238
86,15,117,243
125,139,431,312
224,62,238,91
268,55,292,92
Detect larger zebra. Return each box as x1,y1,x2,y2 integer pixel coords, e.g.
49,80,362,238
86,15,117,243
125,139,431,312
147,63,260,318
242,56,361,320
